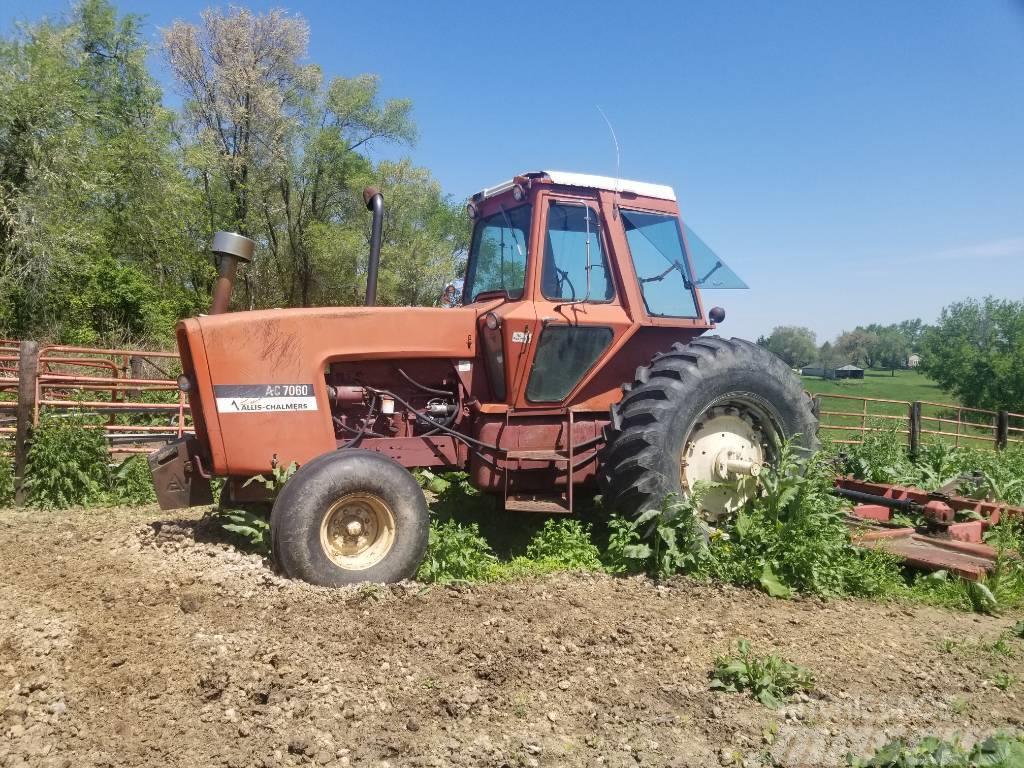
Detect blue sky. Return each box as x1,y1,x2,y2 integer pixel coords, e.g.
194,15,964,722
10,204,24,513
4,0,1023,342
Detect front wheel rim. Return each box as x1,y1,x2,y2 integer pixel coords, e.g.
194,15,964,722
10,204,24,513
680,397,781,522
319,492,397,571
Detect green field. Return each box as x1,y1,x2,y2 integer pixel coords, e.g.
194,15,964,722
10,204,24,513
800,369,957,405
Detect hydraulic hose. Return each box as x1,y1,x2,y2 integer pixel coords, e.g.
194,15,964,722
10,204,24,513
397,367,453,397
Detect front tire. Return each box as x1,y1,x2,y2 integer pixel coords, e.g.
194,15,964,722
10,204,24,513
271,450,429,586
601,337,818,522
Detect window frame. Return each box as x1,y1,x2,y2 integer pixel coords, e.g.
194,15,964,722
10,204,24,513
539,200,616,305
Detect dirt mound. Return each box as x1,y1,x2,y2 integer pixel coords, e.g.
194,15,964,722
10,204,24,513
0,505,1021,768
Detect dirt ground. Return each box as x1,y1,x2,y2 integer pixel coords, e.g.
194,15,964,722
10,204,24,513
1,506,1022,768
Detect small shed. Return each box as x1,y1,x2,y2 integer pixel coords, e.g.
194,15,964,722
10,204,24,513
833,364,865,380
800,366,825,377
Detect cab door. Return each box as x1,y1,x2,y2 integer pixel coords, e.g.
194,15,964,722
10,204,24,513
513,191,632,408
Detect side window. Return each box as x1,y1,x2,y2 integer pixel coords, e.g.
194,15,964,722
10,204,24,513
464,204,531,301
526,325,613,402
540,203,614,302
621,209,699,317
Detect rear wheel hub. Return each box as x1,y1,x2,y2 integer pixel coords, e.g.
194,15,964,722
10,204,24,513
681,402,775,522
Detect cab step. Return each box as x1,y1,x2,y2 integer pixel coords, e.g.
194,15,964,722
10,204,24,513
504,493,571,514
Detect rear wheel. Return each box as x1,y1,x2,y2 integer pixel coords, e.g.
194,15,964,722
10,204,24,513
271,450,429,586
601,337,818,522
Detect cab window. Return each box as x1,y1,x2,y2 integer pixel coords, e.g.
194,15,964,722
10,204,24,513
621,209,699,317
526,325,613,402
464,204,531,301
540,202,613,302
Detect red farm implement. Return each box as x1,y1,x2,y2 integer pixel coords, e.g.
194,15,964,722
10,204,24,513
835,477,1024,580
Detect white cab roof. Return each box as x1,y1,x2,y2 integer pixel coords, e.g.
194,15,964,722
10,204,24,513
476,171,676,202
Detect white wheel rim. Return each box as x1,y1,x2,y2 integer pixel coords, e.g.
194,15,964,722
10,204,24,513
681,403,773,522
319,492,396,571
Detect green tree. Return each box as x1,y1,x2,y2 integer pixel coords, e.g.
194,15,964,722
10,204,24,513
0,1,471,343
165,7,469,312
897,318,925,351
817,340,840,370
919,297,1024,411
0,0,203,344
835,328,878,368
759,326,817,368
874,328,910,376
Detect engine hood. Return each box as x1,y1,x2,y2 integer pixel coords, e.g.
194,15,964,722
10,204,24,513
178,305,484,475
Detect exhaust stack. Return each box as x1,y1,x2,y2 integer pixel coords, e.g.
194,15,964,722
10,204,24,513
363,187,384,307
209,231,255,314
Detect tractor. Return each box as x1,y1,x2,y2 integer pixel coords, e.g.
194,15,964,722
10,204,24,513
149,170,818,586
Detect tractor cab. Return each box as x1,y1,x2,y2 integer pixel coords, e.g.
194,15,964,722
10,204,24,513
460,171,747,411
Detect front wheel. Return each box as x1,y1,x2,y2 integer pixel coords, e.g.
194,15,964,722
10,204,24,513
270,450,429,586
601,337,818,523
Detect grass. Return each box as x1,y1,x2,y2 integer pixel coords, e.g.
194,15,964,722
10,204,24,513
801,369,956,404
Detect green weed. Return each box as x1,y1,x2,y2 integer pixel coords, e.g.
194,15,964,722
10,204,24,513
211,507,271,555
848,732,1024,767
604,492,708,579
704,443,905,599
991,672,1015,691
523,518,603,571
244,461,298,493
417,519,497,583
111,456,156,505
0,444,14,506
709,639,814,708
910,518,1024,615
26,412,111,509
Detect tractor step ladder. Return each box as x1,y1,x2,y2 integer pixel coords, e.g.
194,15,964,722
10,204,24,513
502,410,574,514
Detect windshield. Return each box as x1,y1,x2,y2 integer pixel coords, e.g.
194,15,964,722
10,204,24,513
621,209,746,318
464,204,532,302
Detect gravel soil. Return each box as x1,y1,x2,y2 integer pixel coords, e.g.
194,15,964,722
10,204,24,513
1,504,1022,768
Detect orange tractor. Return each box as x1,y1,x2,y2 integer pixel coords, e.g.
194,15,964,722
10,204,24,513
150,171,817,586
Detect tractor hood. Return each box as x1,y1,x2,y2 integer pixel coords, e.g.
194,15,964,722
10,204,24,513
177,305,481,476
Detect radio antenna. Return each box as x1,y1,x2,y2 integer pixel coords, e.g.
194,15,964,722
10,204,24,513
596,105,621,218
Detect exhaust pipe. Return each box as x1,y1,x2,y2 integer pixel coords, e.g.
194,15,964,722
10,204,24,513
209,231,255,314
363,187,384,307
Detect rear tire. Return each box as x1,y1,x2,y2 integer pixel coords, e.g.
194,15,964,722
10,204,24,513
271,450,429,586
601,336,818,521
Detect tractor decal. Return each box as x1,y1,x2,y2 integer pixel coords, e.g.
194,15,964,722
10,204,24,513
214,384,319,413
